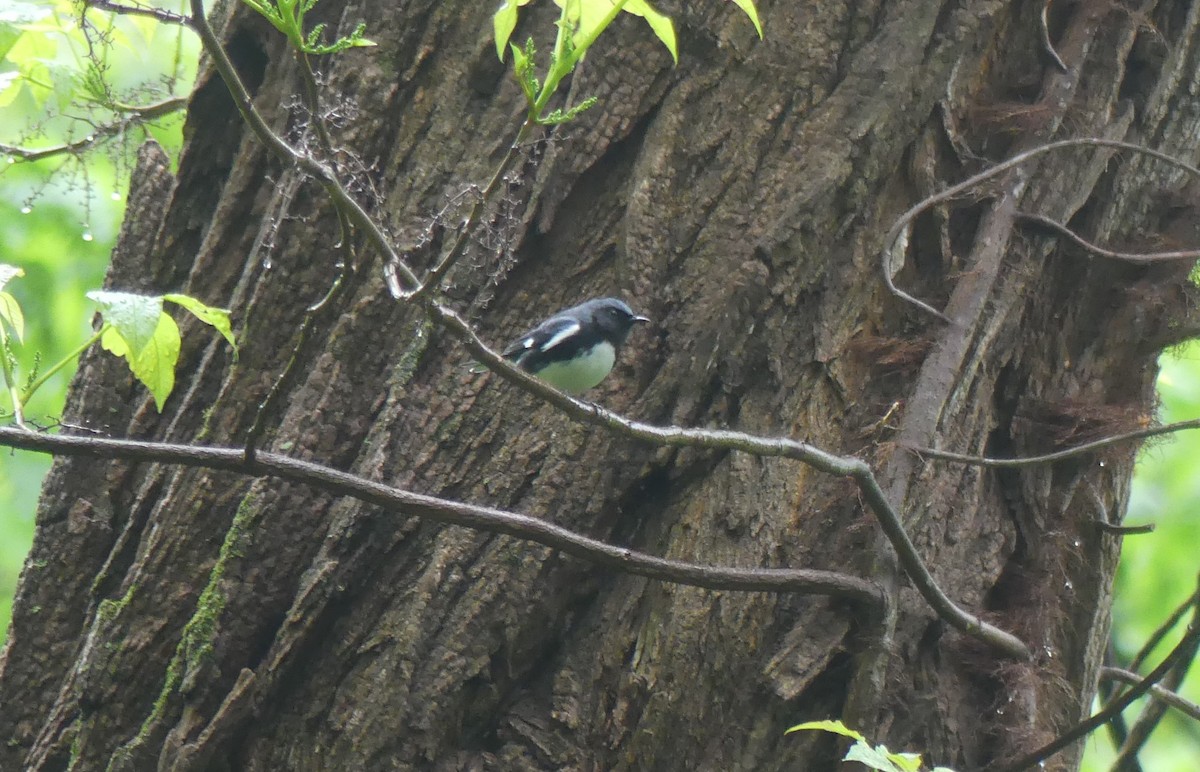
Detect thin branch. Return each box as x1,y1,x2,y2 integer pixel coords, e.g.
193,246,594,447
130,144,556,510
83,0,190,26
1017,211,1200,263
1039,0,1068,72
242,238,357,458
1084,479,1154,535
1130,589,1200,672
0,97,188,164
0,426,885,607
431,304,1032,660
906,417,1200,468
1092,520,1154,536
994,620,1200,772
1111,583,1200,769
882,138,1200,318
1101,666,1200,722
186,0,421,292
178,0,1031,661
1100,643,1135,759
404,115,538,301
1111,622,1200,768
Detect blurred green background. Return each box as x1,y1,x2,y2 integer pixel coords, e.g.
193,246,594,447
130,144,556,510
2,2,1199,770
1,0,194,647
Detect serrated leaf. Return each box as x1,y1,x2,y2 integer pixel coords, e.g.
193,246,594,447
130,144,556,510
785,720,866,742
730,0,763,38
88,290,163,357
130,311,180,411
623,0,677,63
164,293,237,354
0,292,24,343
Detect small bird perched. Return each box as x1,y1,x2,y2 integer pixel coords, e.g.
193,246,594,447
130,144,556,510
501,297,649,394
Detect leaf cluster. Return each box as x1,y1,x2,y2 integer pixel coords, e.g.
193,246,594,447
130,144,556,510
240,0,375,55
0,265,236,418
493,0,761,126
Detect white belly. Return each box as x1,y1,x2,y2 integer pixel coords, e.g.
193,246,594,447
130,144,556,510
534,342,617,394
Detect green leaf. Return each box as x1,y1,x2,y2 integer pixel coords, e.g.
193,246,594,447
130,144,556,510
99,325,128,358
163,293,237,355
539,95,598,125
97,310,180,411
730,0,763,38
494,0,532,60
844,741,922,772
622,0,677,63
88,290,163,357
131,311,180,411
0,292,24,343
785,720,866,742
0,265,24,338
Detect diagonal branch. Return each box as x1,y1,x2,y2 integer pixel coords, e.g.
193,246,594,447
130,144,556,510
1101,666,1200,723
994,612,1200,772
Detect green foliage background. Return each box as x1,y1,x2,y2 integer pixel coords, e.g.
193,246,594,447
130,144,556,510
0,0,194,643
0,1,1197,769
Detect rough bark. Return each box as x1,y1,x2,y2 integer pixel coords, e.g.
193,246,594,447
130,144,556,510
4,0,1200,769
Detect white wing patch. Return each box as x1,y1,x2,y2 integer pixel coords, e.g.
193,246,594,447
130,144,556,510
538,321,582,353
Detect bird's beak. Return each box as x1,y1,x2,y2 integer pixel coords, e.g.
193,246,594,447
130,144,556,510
633,315,650,324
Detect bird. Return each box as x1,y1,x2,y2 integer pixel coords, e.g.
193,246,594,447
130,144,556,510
501,297,650,394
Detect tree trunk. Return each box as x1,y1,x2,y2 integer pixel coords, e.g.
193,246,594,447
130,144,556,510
3,0,1199,769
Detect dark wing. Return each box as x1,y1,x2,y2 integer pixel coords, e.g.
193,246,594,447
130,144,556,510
501,315,582,366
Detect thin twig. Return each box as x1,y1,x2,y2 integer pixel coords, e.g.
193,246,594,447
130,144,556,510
83,0,190,26
1130,589,1200,672
1112,583,1200,768
404,116,539,300
0,426,884,606
0,97,188,163
187,0,421,292
882,138,1200,318
994,620,1200,772
1084,479,1153,535
906,417,1200,468
1092,521,1154,535
1101,666,1200,722
1100,643,1134,759
1111,622,1200,768
1017,211,1200,263
1039,0,1068,72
